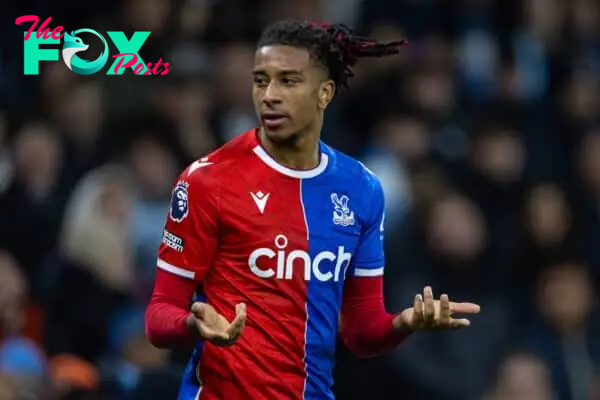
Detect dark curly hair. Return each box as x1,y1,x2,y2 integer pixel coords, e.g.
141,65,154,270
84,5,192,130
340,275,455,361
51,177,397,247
257,20,408,91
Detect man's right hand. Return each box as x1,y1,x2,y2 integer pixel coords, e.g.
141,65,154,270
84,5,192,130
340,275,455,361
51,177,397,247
187,302,246,346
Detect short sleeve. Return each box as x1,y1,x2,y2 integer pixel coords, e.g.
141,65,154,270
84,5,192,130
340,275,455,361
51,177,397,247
157,168,219,281
348,176,385,278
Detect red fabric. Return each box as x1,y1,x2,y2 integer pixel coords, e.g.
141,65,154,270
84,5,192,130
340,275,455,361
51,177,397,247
340,276,409,358
156,162,221,284
145,268,198,347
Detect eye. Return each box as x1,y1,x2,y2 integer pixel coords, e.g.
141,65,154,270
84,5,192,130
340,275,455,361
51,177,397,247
253,77,268,87
282,78,298,86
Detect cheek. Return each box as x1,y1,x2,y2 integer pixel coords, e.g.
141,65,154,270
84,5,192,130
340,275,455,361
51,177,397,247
296,102,316,124
295,91,319,116
252,88,262,106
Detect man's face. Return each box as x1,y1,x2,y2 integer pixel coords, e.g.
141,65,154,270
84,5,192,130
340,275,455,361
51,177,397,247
252,45,331,144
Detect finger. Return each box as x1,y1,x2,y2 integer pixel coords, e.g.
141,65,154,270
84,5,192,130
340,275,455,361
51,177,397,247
439,294,451,324
449,318,471,329
450,302,481,315
423,286,435,322
235,302,247,316
226,303,247,339
413,294,424,324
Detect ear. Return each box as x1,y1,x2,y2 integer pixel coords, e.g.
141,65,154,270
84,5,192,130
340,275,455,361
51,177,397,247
318,80,335,110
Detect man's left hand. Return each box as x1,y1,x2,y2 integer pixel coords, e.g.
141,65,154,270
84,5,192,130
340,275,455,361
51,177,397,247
393,286,480,333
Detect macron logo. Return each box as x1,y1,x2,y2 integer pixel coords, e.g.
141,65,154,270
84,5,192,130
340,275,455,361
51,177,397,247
250,191,270,214
188,157,213,176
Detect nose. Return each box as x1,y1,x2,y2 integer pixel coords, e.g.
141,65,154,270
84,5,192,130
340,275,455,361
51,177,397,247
262,82,282,106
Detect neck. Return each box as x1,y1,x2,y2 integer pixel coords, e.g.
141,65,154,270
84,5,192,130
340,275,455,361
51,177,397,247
259,122,322,171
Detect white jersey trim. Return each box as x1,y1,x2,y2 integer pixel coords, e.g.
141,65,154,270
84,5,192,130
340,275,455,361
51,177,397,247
252,145,328,179
157,258,195,279
354,267,384,277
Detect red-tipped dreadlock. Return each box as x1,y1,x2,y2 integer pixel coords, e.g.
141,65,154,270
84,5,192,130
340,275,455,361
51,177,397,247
257,20,408,91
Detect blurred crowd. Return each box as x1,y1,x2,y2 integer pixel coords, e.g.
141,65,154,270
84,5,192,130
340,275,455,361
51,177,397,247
1,0,600,399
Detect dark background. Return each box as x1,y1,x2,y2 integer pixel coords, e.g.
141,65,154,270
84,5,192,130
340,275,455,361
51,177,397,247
0,0,599,399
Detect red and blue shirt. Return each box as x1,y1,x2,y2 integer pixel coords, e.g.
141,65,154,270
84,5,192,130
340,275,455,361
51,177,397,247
157,129,386,400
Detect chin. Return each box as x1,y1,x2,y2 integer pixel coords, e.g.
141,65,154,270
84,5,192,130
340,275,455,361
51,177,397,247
261,126,299,145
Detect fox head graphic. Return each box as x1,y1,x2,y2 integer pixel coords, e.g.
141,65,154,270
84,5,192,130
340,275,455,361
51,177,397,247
61,29,109,75
62,32,89,70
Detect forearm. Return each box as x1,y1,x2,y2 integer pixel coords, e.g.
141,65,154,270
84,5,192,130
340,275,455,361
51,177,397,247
340,276,409,358
145,269,199,348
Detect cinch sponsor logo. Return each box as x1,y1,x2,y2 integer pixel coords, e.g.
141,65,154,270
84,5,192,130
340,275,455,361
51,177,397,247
248,234,352,282
15,15,171,75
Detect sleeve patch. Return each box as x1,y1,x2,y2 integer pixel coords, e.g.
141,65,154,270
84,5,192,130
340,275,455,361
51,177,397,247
169,181,189,222
162,230,184,252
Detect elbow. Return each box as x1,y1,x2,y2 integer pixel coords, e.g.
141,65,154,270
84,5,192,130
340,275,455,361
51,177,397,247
145,327,168,349
340,330,381,359
144,306,169,349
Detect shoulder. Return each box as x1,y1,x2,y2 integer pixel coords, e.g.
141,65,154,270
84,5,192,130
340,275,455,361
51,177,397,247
178,130,257,188
324,144,384,202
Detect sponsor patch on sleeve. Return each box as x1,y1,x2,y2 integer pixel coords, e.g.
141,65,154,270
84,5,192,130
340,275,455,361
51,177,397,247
162,230,184,252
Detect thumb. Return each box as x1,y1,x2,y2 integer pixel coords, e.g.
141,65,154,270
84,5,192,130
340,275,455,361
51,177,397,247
225,303,247,338
235,303,247,317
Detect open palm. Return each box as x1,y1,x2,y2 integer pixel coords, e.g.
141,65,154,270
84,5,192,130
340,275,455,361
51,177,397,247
190,302,246,346
394,286,480,331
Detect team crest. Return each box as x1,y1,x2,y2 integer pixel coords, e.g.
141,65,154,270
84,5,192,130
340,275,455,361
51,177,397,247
331,193,355,227
170,181,189,222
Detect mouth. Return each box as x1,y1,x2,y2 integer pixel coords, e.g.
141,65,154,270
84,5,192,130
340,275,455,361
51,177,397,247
261,112,289,129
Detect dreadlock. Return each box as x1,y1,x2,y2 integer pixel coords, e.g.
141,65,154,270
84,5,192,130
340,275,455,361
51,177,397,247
257,20,408,91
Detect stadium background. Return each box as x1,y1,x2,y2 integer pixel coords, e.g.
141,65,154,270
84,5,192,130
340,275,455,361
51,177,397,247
1,0,600,399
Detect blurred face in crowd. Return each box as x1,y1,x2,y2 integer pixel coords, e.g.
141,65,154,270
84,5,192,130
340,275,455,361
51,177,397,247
537,263,593,335
572,0,600,37
524,183,571,247
56,82,104,143
409,164,449,211
272,0,320,21
172,81,218,158
406,69,455,115
525,0,564,41
179,0,212,38
564,72,599,121
130,138,177,198
13,123,62,193
97,178,133,224
492,353,555,400
252,45,334,145
41,63,74,107
472,128,525,184
219,44,256,110
426,194,486,263
126,0,169,33
376,115,430,164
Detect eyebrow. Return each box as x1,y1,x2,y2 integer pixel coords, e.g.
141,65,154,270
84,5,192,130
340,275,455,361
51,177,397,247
252,68,303,76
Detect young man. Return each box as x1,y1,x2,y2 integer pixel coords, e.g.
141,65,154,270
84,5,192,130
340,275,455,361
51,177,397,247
145,20,481,400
